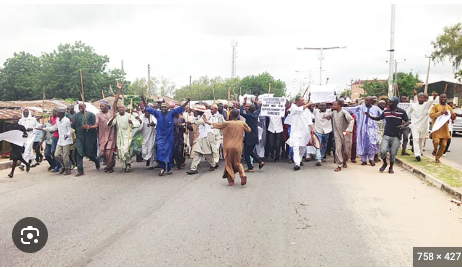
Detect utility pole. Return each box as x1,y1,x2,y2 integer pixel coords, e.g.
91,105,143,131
297,46,346,85
147,64,151,98
391,59,406,95
121,59,125,104
387,4,396,98
424,55,432,94
231,40,238,79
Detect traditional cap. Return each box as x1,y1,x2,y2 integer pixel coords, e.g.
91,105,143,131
390,96,400,104
169,102,176,109
57,107,66,113
211,104,218,109
101,100,109,106
23,108,29,112
161,103,169,108
378,99,386,104
67,105,74,109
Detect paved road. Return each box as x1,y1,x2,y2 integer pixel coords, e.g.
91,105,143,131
422,134,462,169
1,157,461,266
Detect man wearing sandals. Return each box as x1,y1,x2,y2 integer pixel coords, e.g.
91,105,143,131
429,94,456,163
331,99,354,172
366,97,409,174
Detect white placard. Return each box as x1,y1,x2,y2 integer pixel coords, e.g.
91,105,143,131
308,84,337,103
260,97,286,117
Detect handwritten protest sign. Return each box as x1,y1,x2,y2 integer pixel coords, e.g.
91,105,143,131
261,97,286,117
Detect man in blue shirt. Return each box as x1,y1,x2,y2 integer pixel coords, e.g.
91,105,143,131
141,94,190,176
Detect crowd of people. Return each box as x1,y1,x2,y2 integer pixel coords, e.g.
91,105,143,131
2,81,460,186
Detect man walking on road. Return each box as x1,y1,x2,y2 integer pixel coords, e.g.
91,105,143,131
186,104,216,175
366,97,409,174
87,99,117,173
240,97,265,172
203,109,251,186
40,108,73,175
142,94,190,176
409,92,438,161
285,96,314,171
331,99,354,172
74,103,100,176
429,94,456,163
312,101,333,166
344,96,382,166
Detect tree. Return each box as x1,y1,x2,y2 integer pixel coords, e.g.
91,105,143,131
396,72,421,97
0,41,127,101
361,79,388,97
339,88,352,99
0,52,42,101
432,23,462,81
239,72,286,97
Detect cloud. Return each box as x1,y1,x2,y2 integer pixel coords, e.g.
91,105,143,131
0,4,461,99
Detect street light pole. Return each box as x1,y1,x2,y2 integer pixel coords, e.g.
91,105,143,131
424,55,432,94
388,4,396,98
297,46,346,85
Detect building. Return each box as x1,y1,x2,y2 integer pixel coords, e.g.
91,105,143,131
421,81,462,107
351,79,388,100
0,99,67,156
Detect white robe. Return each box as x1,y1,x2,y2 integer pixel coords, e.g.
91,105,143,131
139,114,157,161
18,113,38,164
285,104,313,148
409,96,439,137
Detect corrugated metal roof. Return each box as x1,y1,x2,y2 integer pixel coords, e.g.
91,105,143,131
0,99,67,120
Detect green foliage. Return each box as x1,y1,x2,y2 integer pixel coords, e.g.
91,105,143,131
432,23,462,81
0,41,128,101
396,72,421,97
339,88,352,98
361,78,388,97
64,98,75,104
239,72,286,97
123,96,154,107
174,73,286,101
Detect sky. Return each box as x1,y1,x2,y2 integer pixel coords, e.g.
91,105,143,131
0,3,461,98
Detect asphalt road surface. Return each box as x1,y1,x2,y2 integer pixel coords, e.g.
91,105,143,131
422,134,462,169
1,157,461,266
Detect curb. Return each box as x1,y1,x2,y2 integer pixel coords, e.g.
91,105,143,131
0,160,12,171
395,157,462,201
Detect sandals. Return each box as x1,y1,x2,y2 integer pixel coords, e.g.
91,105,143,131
342,163,348,168
334,167,341,172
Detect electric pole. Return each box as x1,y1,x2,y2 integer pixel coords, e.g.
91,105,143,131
424,55,432,94
297,46,346,85
387,4,396,98
147,64,151,97
121,59,125,103
231,40,238,79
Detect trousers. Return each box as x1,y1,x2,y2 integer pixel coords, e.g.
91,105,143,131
268,132,282,160
190,151,214,171
76,151,99,173
315,132,330,161
293,146,306,166
432,137,448,160
380,135,400,162
244,144,262,170
54,144,70,171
